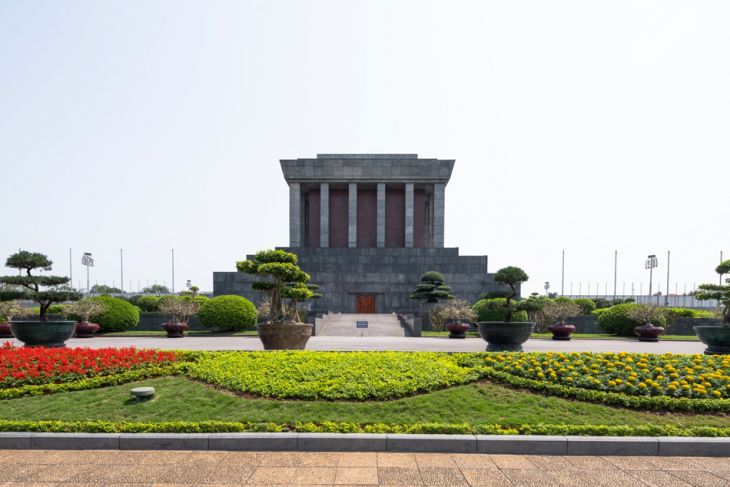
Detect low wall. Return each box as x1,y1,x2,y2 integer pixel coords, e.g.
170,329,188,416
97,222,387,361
397,314,422,337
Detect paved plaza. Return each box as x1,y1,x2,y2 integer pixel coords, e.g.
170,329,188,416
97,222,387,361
1,450,728,485
17,336,706,354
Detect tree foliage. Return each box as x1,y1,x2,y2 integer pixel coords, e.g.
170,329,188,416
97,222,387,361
410,271,454,304
493,266,529,322
141,284,170,295
0,251,81,321
694,260,730,324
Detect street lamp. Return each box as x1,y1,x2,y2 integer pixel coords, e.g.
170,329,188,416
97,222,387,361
645,254,658,299
81,252,94,295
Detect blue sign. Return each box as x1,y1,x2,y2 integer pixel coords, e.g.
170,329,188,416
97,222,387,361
356,320,368,328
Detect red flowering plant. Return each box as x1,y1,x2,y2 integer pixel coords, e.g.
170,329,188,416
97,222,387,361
0,344,176,388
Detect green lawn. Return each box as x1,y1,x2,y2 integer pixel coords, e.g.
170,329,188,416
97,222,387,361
3,376,729,428
420,331,699,341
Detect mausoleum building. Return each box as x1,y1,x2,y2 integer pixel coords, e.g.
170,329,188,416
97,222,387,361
214,154,504,314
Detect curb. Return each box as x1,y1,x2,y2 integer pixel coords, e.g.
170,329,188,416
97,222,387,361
1,433,730,456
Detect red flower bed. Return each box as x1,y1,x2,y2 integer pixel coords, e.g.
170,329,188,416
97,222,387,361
0,343,176,388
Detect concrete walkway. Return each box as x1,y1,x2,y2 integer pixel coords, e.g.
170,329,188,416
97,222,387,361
2,449,728,485
317,313,405,337
11,336,706,353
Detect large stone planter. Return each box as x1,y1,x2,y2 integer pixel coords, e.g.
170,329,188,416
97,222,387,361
10,321,77,347
694,325,730,355
477,321,535,352
257,323,313,350
634,323,665,342
74,321,100,338
548,322,576,341
161,321,189,338
0,322,12,338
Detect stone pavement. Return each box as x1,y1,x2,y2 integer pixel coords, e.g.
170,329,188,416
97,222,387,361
13,336,706,354
1,450,729,485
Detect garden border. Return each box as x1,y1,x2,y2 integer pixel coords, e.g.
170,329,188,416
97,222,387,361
1,433,730,456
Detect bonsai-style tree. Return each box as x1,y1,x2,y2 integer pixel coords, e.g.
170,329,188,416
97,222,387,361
0,251,82,321
442,299,477,324
159,296,200,324
543,300,582,326
627,303,662,325
65,299,108,324
694,260,730,324
236,249,317,324
493,266,529,322
410,271,454,303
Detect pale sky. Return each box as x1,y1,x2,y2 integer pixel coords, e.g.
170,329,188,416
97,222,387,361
1,0,728,296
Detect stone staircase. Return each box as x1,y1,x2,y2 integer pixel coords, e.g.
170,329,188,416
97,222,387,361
315,313,406,337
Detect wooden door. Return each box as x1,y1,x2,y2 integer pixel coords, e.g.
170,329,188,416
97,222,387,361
356,295,376,313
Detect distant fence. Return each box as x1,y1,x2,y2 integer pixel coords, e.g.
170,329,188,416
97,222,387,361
567,294,719,309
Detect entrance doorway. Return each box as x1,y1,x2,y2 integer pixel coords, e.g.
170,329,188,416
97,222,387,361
356,294,376,313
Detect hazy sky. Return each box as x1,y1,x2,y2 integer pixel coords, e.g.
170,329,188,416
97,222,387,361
1,0,728,296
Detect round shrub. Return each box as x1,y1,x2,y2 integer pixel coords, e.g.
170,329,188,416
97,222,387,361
573,298,597,315
199,295,257,331
87,296,140,331
472,298,529,322
597,303,666,336
135,295,161,312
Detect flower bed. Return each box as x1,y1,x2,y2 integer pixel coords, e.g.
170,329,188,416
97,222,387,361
459,351,730,401
184,351,478,400
0,343,176,389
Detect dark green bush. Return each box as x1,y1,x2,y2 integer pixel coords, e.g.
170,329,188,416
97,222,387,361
473,298,529,322
573,298,596,315
199,295,257,331
597,303,666,336
85,296,140,331
135,295,162,312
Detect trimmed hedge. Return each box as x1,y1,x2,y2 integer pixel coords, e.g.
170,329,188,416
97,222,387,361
198,295,256,331
472,298,529,322
86,296,140,331
597,303,666,335
573,298,596,315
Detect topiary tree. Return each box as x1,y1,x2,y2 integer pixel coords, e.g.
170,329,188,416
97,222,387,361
493,266,529,322
410,271,454,304
0,251,81,321
694,260,730,324
199,295,257,331
236,249,317,324
473,298,529,322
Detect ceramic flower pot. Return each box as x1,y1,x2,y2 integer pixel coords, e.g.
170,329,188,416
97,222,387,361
0,322,12,338
257,323,313,350
10,321,76,347
634,323,665,342
477,321,535,352
694,326,730,355
548,322,576,341
161,321,189,338
445,322,470,339
74,321,100,338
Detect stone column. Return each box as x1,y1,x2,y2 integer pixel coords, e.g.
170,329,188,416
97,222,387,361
320,183,329,248
405,183,414,248
376,183,385,248
434,183,445,247
288,183,301,247
348,183,357,248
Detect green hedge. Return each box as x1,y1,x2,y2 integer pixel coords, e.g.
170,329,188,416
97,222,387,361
472,298,529,322
597,303,666,335
86,296,140,331
573,298,596,315
198,295,256,331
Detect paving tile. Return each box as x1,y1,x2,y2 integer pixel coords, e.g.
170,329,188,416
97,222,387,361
669,470,730,487
291,467,337,484
489,454,539,469
377,453,417,468
299,451,341,467
377,467,423,485
543,468,603,486
459,468,512,486
154,465,219,484
0,465,57,483
644,457,703,470
596,471,649,487
75,464,175,483
221,451,266,465
501,468,558,486
245,466,297,484
414,453,456,468
255,452,304,467
334,467,379,485
451,454,497,470
602,456,660,471
22,463,96,482
627,470,694,486
680,457,730,471
419,467,468,486
337,452,378,467
565,456,620,470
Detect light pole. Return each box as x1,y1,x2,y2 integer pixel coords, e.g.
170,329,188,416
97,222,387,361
645,254,658,298
120,249,124,294
171,249,175,294
544,281,550,296
613,250,618,300
665,250,671,307
561,250,565,296
81,252,94,295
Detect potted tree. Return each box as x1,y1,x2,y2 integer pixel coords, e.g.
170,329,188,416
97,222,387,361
410,271,454,331
0,251,82,347
693,260,730,354
158,296,200,338
237,249,318,350
442,299,477,339
544,300,582,340
628,303,665,342
477,266,534,351
0,301,26,338
65,299,107,338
